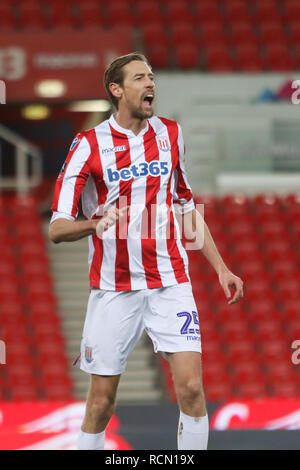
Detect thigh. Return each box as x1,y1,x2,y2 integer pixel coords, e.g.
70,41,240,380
167,351,204,387
80,289,144,376
144,282,202,355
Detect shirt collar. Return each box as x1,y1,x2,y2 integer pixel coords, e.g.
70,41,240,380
109,113,149,138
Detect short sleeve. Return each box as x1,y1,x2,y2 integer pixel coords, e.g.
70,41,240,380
51,133,91,220
173,124,195,215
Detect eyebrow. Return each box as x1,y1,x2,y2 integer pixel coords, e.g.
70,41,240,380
133,72,154,78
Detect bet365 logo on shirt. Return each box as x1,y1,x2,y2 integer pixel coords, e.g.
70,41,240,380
107,161,169,182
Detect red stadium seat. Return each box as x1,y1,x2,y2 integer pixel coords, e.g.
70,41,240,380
175,43,199,69
194,3,222,23
146,44,170,68
224,341,258,363
18,4,46,30
248,301,279,323
259,21,286,43
205,45,235,72
283,0,300,22
223,0,252,23
269,382,299,398
280,299,300,320
205,382,233,402
264,44,295,71
136,2,164,26
164,1,193,24
170,23,199,47
0,7,17,30
253,0,282,23
264,362,296,384
48,3,76,29
235,382,266,399
108,2,135,26
10,385,40,401
230,361,262,380
200,22,227,45
77,1,104,28
142,23,169,48
44,383,73,400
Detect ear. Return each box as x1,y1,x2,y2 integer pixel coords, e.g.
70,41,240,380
109,82,123,101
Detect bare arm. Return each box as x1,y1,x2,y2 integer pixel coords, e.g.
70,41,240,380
180,208,244,304
48,218,98,243
48,206,128,244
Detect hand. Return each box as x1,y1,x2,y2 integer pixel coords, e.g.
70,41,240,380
218,269,244,305
95,206,129,235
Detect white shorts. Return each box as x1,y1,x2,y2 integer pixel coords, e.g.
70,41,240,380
79,282,202,376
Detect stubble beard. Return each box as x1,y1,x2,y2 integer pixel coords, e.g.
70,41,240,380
130,103,154,120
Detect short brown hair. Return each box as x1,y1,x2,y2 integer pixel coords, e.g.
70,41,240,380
104,52,149,109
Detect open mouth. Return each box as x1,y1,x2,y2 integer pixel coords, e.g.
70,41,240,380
143,94,154,107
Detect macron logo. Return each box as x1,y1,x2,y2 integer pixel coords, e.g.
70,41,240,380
102,145,127,156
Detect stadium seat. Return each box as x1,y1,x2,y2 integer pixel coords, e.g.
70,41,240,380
283,0,300,22
269,382,299,398
205,45,235,72
77,1,105,28
17,3,46,30
205,382,233,402
47,3,76,29
10,385,41,401
136,2,164,26
223,0,252,23
224,341,259,363
175,43,199,69
193,2,222,23
264,44,295,71
253,0,282,23
170,23,199,47
200,21,227,45
0,6,17,30
107,2,135,26
164,1,193,24
146,44,169,68
235,382,266,398
142,23,169,48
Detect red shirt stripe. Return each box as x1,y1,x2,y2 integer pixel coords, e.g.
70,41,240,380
110,125,132,291
160,118,189,284
142,123,163,288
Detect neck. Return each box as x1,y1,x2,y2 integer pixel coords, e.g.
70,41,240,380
114,110,148,136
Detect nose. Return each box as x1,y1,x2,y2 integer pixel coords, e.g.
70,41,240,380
146,77,155,89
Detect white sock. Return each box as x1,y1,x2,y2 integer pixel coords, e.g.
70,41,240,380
177,411,209,450
77,429,105,450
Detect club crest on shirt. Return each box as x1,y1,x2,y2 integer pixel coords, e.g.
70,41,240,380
157,136,170,152
85,346,93,363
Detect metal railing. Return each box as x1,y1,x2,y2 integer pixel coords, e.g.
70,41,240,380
0,124,42,195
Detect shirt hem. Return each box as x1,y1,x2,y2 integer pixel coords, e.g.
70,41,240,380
89,276,190,291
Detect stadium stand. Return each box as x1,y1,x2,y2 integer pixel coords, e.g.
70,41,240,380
160,192,300,402
0,0,300,71
0,195,73,401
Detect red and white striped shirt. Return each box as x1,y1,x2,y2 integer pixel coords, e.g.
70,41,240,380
51,114,195,291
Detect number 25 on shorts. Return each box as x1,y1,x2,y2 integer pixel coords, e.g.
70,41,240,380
177,311,200,335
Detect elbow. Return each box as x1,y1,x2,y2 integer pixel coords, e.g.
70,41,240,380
48,225,61,244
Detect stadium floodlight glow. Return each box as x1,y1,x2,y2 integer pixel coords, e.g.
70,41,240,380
35,79,66,98
21,104,51,120
68,100,111,112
